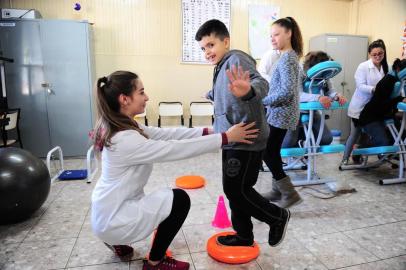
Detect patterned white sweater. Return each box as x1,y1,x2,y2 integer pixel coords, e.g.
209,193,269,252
263,50,300,130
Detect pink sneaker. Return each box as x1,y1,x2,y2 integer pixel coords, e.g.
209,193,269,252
104,243,134,258
142,257,190,270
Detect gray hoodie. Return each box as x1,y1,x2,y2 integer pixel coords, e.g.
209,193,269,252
207,50,270,151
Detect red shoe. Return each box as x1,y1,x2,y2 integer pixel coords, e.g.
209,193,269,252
142,256,190,270
104,242,134,257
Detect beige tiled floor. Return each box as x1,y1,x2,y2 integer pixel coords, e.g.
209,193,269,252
1,152,406,269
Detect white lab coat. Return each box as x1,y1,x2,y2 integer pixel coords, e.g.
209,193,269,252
348,59,385,119
91,125,222,245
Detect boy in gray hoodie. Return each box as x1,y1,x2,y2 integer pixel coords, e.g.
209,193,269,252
195,19,290,247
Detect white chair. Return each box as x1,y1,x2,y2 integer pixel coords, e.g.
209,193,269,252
0,108,23,148
158,102,184,127
189,101,214,127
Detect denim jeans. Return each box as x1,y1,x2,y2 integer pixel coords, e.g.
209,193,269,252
361,121,391,146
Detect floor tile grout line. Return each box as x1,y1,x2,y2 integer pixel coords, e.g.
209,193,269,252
342,228,406,261
64,206,91,269
6,153,406,269
180,228,197,270
178,219,406,259
20,236,78,245
340,232,381,262
289,216,406,238
16,183,68,247
18,211,89,244
254,259,263,270
62,261,132,270
330,257,389,270
327,230,389,269
291,234,331,270
338,219,406,234
2,182,75,270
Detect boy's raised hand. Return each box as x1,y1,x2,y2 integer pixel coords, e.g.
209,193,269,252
226,65,251,98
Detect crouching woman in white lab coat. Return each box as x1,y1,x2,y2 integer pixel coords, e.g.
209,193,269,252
91,71,258,270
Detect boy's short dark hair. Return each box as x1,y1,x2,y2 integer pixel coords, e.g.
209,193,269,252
195,19,230,41
303,51,332,72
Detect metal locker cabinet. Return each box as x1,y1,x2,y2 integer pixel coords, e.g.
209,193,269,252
0,19,94,157
40,20,94,157
0,20,52,156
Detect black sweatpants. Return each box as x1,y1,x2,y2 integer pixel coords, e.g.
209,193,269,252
149,188,190,261
263,125,288,181
222,149,283,241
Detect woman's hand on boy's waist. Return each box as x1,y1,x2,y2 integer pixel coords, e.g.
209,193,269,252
226,122,259,145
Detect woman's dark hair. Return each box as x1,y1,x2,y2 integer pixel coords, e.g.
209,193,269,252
272,17,303,58
368,39,388,74
392,58,406,73
303,51,332,72
93,71,147,151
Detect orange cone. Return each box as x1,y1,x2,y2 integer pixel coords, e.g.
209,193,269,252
211,195,231,228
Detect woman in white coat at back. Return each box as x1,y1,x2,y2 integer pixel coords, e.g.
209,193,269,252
341,39,388,165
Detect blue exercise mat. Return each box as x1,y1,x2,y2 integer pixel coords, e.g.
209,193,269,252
58,169,88,180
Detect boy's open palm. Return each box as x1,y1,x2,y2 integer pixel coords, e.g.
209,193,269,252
226,65,251,98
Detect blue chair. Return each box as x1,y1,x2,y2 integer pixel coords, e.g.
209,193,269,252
380,67,406,184
280,61,348,186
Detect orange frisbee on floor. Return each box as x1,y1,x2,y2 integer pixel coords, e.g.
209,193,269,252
175,175,206,189
206,232,260,264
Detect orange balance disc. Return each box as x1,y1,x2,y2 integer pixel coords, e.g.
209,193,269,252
175,175,206,189
206,232,260,264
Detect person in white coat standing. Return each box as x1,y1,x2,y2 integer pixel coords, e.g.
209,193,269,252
90,71,258,270
341,39,388,165
258,49,281,83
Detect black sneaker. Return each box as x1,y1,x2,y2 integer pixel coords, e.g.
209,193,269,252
217,234,254,246
268,209,290,247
